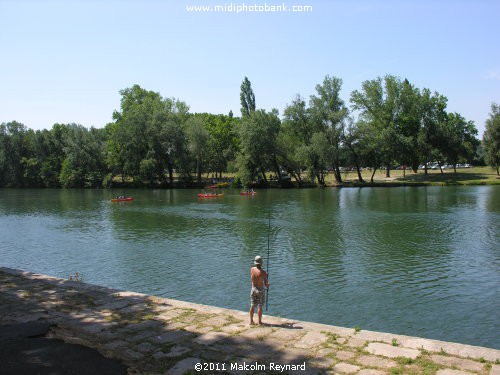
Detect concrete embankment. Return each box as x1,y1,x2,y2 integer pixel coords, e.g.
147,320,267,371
1,267,499,375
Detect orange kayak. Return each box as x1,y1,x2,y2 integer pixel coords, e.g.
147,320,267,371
111,197,134,202
198,193,224,198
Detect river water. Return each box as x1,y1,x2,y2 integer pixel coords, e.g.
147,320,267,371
1,187,499,349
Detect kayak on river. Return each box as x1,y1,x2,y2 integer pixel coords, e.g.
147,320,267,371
111,196,134,202
197,193,224,198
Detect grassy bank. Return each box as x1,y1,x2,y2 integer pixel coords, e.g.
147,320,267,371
324,167,500,187
107,167,500,189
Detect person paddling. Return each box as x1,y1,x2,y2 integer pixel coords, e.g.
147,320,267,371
249,255,269,325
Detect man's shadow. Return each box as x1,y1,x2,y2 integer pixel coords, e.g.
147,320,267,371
260,321,303,330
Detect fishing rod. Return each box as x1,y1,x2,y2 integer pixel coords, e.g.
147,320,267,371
266,211,270,311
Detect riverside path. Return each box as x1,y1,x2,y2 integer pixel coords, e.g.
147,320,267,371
1,267,499,375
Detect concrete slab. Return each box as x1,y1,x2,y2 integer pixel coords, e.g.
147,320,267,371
436,370,475,375
357,369,386,375
366,342,420,359
192,331,229,345
333,362,361,373
344,336,367,348
307,355,335,369
219,323,249,334
335,350,356,361
238,326,274,339
150,330,194,344
267,327,305,341
429,354,484,372
356,354,397,369
293,331,329,349
490,364,500,375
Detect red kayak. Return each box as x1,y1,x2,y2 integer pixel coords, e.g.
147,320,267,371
111,197,134,202
240,191,256,196
198,193,224,198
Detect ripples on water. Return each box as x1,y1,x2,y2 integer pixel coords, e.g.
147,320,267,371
0,187,499,349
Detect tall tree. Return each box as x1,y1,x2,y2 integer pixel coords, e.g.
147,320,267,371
442,113,478,172
351,75,406,178
343,117,365,183
108,85,190,185
280,95,315,184
109,85,163,181
185,117,209,184
0,121,35,187
310,75,348,183
237,109,280,185
196,113,238,179
149,98,190,185
240,76,256,118
483,102,500,175
417,88,449,174
395,79,422,173
59,124,107,187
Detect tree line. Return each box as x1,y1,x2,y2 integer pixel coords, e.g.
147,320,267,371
1,75,499,188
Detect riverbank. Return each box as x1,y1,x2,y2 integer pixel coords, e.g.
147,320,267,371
1,267,499,375
99,166,500,188
323,167,500,187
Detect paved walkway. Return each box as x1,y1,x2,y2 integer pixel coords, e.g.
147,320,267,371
1,267,499,375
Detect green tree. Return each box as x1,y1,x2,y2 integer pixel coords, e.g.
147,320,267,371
310,75,348,183
240,76,256,118
195,113,239,179
417,88,449,174
0,121,36,187
302,132,330,185
483,103,500,175
148,98,190,185
108,85,163,181
108,85,190,185
34,124,72,187
185,117,209,184
395,79,422,174
280,95,315,185
351,75,410,178
343,117,365,183
237,109,280,185
442,113,478,172
59,124,107,187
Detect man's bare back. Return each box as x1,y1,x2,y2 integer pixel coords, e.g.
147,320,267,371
251,266,268,288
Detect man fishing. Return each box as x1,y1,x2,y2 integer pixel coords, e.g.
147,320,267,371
249,255,269,325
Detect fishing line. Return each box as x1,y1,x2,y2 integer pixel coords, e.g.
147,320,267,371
266,210,270,311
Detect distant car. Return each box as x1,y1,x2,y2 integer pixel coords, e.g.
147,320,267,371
280,172,291,181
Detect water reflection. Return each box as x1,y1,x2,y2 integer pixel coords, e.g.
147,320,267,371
0,187,499,349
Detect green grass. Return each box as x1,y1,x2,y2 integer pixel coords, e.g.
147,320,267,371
391,356,442,375
325,166,500,186
321,331,339,346
109,166,499,189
